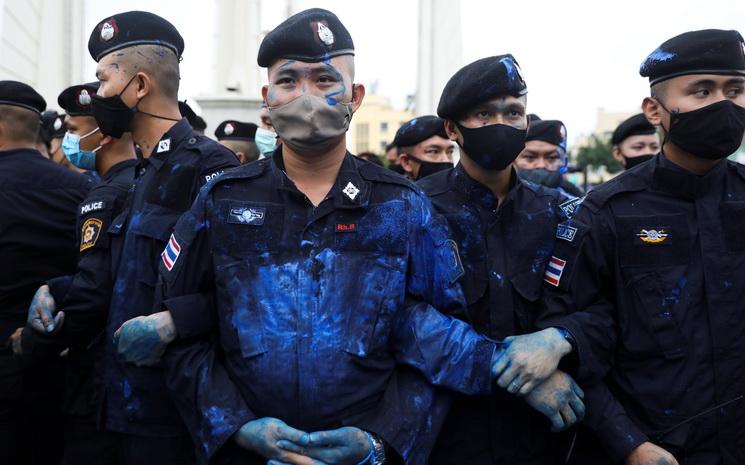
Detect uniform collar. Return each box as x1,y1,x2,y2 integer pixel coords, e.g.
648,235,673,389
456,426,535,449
102,158,137,181
271,148,370,209
144,118,194,171
452,162,520,210
652,152,727,200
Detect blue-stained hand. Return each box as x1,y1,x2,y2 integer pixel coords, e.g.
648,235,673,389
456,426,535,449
523,370,585,432
114,311,177,367
27,285,64,334
277,426,372,465
234,417,327,465
492,328,572,396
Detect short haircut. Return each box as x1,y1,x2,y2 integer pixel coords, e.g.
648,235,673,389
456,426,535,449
124,44,180,99
222,140,259,163
0,105,40,143
651,80,669,100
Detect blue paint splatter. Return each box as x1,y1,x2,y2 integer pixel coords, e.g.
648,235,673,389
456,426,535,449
499,56,517,81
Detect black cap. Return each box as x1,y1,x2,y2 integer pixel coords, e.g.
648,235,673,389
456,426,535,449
258,8,354,67
215,120,258,141
526,120,567,147
611,113,657,145
393,116,447,147
438,54,527,120
57,82,99,117
40,111,66,143
178,101,206,131
88,11,185,62
640,29,745,85
0,80,46,114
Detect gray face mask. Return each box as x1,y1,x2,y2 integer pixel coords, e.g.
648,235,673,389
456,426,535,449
268,94,353,156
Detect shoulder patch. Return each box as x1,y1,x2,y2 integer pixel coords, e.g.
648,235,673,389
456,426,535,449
559,196,584,218
80,200,107,216
161,233,182,271
543,256,566,286
556,222,578,242
80,218,103,251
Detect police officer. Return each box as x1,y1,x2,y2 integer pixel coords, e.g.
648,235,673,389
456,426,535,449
27,11,239,464
420,55,584,465
149,9,583,465
395,116,454,180
214,120,260,164
538,29,745,465
385,142,406,175
38,110,67,162
0,80,91,465
611,113,661,170
18,80,137,465
515,119,583,197
179,100,207,135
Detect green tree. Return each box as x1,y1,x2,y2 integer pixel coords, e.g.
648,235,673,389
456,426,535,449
573,132,623,174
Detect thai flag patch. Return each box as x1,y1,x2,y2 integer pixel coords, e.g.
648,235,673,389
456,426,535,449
161,234,181,271
544,256,566,287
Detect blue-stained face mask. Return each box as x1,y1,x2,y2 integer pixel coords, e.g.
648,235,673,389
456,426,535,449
254,126,278,157
62,128,101,170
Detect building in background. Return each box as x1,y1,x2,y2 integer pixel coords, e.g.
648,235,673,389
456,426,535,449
415,0,462,116
349,94,413,155
0,0,87,110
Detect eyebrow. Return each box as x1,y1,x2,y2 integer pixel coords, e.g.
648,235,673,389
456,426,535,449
273,64,341,78
474,101,525,113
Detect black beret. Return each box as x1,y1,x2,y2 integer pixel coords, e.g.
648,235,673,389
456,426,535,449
178,101,206,131
611,113,656,145
0,80,46,114
57,82,99,117
526,120,566,147
393,116,447,147
437,54,527,120
215,120,258,141
40,111,66,143
258,8,354,67
640,29,745,85
88,11,185,62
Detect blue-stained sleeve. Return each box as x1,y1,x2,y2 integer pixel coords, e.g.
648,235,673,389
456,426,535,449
160,190,256,463
390,191,496,396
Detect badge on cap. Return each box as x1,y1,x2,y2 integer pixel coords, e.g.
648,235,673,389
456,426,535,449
318,23,334,46
100,20,117,42
53,117,63,131
636,228,669,244
78,89,91,106
342,181,359,200
224,123,234,136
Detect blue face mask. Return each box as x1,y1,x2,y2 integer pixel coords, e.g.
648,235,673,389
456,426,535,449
254,127,278,157
62,128,101,170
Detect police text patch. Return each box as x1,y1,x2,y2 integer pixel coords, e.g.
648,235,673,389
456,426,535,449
80,200,106,215
556,223,578,242
80,218,103,251
228,206,266,226
204,170,224,183
559,197,583,218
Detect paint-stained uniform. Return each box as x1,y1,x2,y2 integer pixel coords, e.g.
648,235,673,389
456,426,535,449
537,154,745,464
419,164,575,465
160,151,498,465
101,118,239,438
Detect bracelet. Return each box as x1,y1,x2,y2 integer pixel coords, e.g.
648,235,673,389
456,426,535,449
358,431,386,465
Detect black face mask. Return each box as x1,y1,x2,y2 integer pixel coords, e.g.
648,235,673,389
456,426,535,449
91,74,140,138
661,99,745,160
388,164,406,175
517,168,562,188
622,153,655,169
456,123,527,171
409,157,452,180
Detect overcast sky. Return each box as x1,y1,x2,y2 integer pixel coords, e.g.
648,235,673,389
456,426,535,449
84,0,745,146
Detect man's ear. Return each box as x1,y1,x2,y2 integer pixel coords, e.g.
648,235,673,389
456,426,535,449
350,83,366,112
611,145,625,166
444,120,461,142
134,72,152,100
398,153,415,174
99,133,114,147
642,97,663,127
261,85,269,105
236,152,247,164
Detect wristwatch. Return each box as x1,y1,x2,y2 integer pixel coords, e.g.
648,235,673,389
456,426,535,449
365,432,386,465
556,327,577,352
